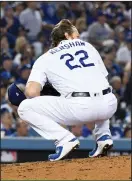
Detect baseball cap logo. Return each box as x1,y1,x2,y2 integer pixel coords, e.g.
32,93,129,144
16,92,19,96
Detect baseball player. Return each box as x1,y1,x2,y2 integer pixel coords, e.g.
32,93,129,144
8,19,117,161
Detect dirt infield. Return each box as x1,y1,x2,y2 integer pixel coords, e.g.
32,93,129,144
1,155,131,180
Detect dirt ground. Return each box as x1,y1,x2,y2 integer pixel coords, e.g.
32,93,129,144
1,155,131,180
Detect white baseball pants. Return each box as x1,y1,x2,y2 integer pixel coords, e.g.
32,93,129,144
18,92,117,145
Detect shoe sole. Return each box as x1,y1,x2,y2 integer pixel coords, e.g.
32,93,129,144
97,144,113,157
60,144,79,161
50,143,80,161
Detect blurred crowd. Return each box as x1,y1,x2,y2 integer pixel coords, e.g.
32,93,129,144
0,2,131,139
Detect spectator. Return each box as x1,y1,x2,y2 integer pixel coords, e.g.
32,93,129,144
40,2,57,24
0,71,14,86
20,56,31,67
71,124,92,138
13,37,35,67
1,108,15,136
1,5,20,36
0,26,16,49
122,72,129,89
124,4,131,21
2,56,13,72
11,119,32,137
15,64,32,85
115,26,125,48
69,2,84,19
110,125,124,139
13,36,28,66
124,62,131,74
2,56,19,80
81,125,92,138
0,82,7,104
123,76,131,107
32,32,45,58
1,1,8,18
110,76,123,99
17,25,28,37
0,82,13,113
1,35,13,58
103,46,123,79
116,35,131,66
41,3,73,25
88,11,114,50
12,2,24,17
124,124,131,138
71,125,82,137
25,44,36,63
19,2,42,41
119,16,131,37
75,17,89,42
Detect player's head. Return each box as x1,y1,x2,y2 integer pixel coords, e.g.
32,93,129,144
51,19,79,47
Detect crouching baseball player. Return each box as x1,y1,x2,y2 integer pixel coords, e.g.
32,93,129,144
8,19,117,161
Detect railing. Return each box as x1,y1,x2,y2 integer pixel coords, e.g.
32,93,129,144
1,137,131,151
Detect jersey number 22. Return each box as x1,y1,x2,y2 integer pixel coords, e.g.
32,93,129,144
60,50,95,70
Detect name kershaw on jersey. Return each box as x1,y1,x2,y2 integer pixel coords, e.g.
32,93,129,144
49,40,85,54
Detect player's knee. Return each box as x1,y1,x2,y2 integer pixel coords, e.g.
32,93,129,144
17,99,31,119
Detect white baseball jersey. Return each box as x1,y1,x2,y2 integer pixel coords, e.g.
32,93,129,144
28,39,110,96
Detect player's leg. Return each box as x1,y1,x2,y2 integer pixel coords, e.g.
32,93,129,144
93,119,112,140
88,93,117,157
89,119,113,157
18,93,117,160
17,97,80,161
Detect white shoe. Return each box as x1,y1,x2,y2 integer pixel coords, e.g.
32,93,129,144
89,135,113,157
48,137,80,161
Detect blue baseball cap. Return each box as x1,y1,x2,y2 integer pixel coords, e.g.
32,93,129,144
106,13,115,20
0,71,12,80
97,11,107,17
20,64,32,73
109,3,118,9
1,108,9,115
2,56,12,63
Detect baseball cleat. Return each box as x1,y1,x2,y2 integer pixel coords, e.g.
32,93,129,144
48,137,80,161
89,135,113,158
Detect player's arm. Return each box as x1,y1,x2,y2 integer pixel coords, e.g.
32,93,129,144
25,82,42,98
25,55,47,98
